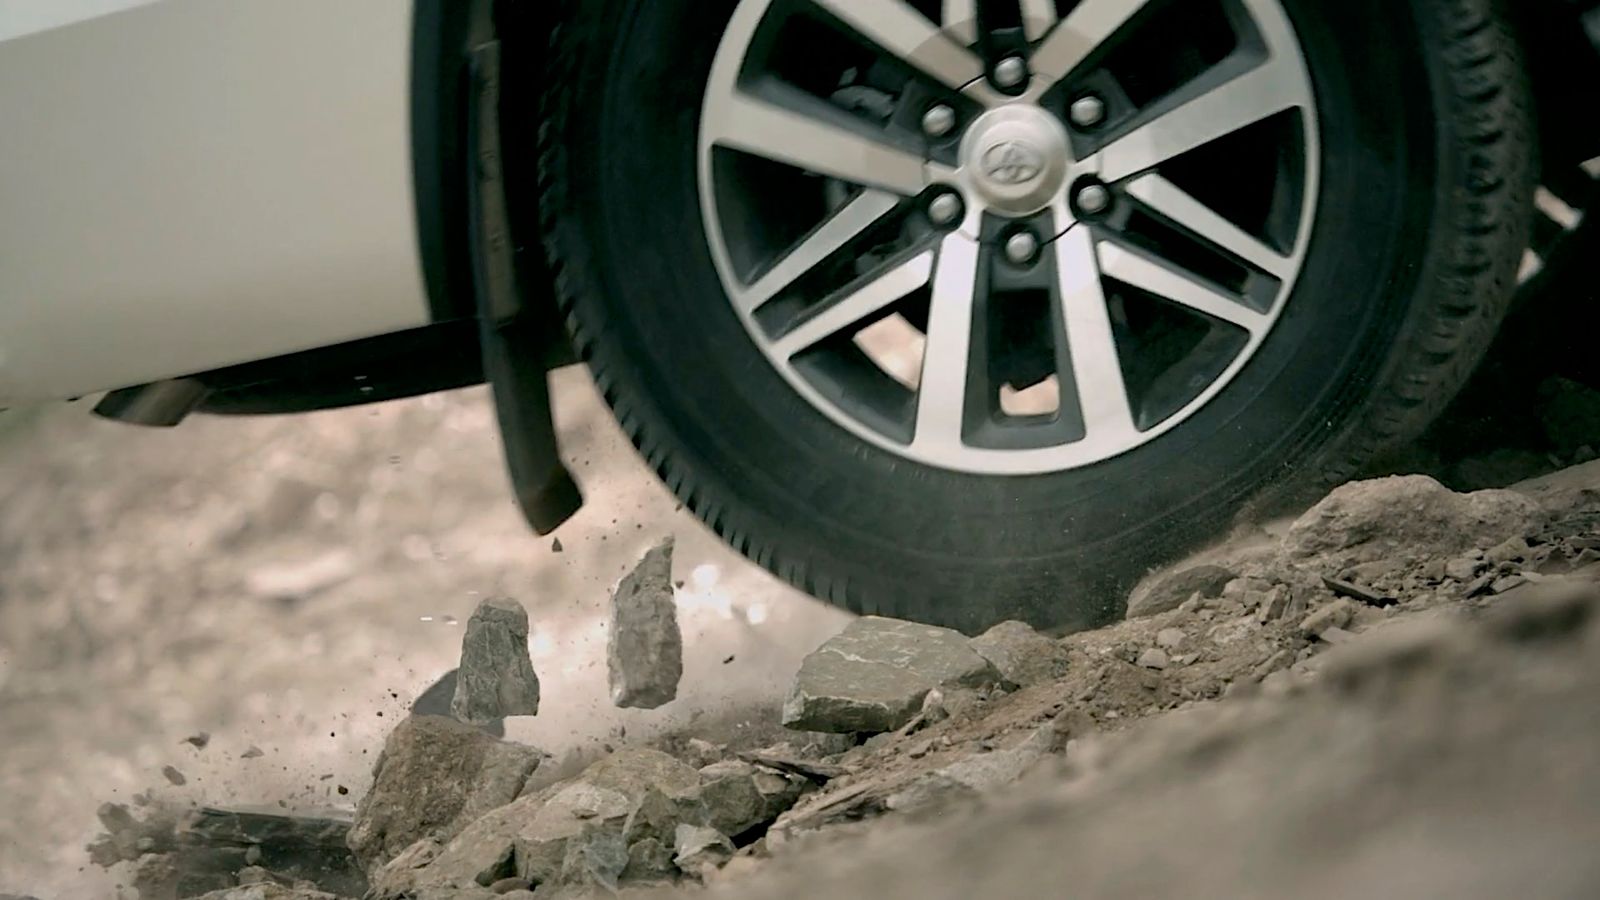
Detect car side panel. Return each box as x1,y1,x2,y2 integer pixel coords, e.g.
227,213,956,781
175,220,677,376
0,0,432,404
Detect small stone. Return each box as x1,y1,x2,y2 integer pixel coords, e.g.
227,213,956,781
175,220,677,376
452,597,541,724
674,824,735,873
1125,565,1236,618
1452,554,1484,582
1486,537,1530,565
243,845,262,866
1136,648,1170,670
1318,626,1356,645
607,539,683,710
1207,617,1256,647
489,876,532,894
621,837,677,882
559,824,628,892
1298,599,1354,637
1256,585,1289,623
684,738,725,768
1491,574,1529,595
162,766,187,786
968,620,1071,688
235,866,272,885
1154,628,1186,650
1176,596,1203,615
551,537,563,553
183,732,211,749
241,746,265,759
1418,558,1446,582
1251,649,1293,681
782,616,1001,734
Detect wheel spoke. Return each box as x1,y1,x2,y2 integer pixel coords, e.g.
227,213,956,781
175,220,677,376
738,190,902,314
941,0,977,45
1019,0,1060,42
1092,55,1305,182
1029,0,1153,88
811,0,985,90
772,249,935,359
706,90,929,196
1053,227,1138,442
1126,174,1293,277
1098,241,1270,334
912,234,982,450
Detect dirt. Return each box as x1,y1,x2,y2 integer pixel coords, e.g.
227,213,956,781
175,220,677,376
4,368,1600,898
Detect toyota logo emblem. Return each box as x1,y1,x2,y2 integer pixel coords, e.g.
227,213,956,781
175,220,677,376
981,140,1045,185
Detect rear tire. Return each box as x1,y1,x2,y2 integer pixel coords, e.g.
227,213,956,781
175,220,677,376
538,0,1534,632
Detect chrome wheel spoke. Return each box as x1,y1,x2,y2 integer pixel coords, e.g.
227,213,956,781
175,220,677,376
772,250,935,359
941,0,978,46
1126,175,1293,277
1019,0,1062,42
1098,242,1271,335
738,190,902,314
1054,227,1138,443
1030,0,1154,89
912,234,982,451
1091,53,1307,183
705,90,929,195
810,0,985,90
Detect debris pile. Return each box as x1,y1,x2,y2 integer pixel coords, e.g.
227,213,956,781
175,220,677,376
79,469,1600,898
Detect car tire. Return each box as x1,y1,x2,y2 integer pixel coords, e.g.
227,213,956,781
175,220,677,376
537,0,1534,632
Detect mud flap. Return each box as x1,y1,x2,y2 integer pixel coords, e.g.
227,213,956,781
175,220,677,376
468,40,582,534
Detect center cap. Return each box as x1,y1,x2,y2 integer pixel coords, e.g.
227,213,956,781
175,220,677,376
959,105,1072,216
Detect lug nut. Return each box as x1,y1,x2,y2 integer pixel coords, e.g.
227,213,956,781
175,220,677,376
1004,231,1040,265
992,56,1027,89
1074,183,1111,215
921,104,956,138
928,192,964,226
1069,94,1106,128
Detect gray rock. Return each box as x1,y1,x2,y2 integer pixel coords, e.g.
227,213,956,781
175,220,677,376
673,824,735,873
347,714,542,874
782,616,1003,734
375,749,699,894
1298,599,1355,637
1155,628,1186,650
1125,565,1237,618
607,539,683,710
487,876,532,894
887,726,1055,813
191,885,344,900
1256,586,1290,623
621,837,678,882
1284,476,1541,570
1486,537,1530,565
1136,648,1170,670
1492,574,1529,595
413,669,503,737
1445,557,1482,582
452,597,541,724
968,620,1071,688
558,824,629,893
696,760,804,837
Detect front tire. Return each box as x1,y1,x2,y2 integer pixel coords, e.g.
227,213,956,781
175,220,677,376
538,0,1534,632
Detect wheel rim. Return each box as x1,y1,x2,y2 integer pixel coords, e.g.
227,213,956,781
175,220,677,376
698,0,1320,475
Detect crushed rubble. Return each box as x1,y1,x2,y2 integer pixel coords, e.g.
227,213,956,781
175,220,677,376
607,538,683,710
968,620,1071,688
1124,563,1236,618
451,597,542,724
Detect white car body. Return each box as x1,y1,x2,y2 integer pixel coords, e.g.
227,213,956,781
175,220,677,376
0,0,431,404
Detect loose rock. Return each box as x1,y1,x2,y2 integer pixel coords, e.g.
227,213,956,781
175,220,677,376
1284,475,1540,570
451,597,541,724
673,824,735,873
782,616,1002,734
607,538,683,710
347,715,542,874
1154,628,1186,651
1298,599,1355,637
1445,557,1482,582
1256,586,1289,623
1125,565,1236,618
1136,648,1170,670
968,620,1071,688
697,760,804,837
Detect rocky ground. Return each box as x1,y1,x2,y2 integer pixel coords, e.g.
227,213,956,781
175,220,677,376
50,456,1600,899
4,351,1600,898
